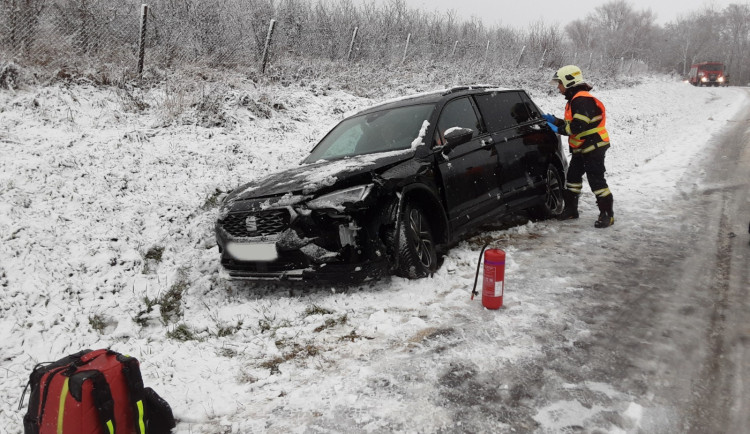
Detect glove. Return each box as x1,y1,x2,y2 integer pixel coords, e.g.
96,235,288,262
546,121,558,133
542,113,556,123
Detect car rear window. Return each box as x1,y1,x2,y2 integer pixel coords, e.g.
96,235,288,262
518,92,542,121
474,91,526,132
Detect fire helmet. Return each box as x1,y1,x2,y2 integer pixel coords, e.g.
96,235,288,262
552,65,586,88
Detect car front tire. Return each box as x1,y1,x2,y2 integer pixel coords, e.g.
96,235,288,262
390,202,437,279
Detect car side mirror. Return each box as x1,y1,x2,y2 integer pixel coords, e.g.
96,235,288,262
443,127,474,152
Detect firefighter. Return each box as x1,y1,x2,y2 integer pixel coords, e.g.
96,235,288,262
543,65,614,228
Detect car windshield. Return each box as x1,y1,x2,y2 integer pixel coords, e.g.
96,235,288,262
304,104,433,163
699,64,722,71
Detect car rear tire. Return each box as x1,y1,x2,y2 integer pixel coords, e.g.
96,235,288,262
529,164,565,220
389,201,437,279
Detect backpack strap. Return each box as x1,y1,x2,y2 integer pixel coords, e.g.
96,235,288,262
143,387,177,434
67,370,117,434
56,377,71,434
115,352,147,434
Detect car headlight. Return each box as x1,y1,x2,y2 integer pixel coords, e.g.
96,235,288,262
307,184,374,210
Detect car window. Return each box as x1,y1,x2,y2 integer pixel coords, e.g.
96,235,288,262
474,91,526,132
518,92,542,121
436,97,480,145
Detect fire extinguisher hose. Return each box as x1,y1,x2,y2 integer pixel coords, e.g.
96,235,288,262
470,242,491,300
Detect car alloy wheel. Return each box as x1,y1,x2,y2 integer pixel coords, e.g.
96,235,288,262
391,202,437,279
407,207,434,270
544,164,565,216
529,164,565,220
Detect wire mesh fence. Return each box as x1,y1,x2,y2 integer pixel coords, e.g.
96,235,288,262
0,0,647,84
1,0,141,70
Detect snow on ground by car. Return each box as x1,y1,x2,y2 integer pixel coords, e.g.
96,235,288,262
0,75,746,433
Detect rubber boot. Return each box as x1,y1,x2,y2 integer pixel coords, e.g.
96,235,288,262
556,189,580,220
594,195,615,228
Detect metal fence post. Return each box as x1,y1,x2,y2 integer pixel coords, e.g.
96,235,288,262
261,19,276,74
401,33,411,64
137,4,148,78
347,27,358,61
516,46,525,67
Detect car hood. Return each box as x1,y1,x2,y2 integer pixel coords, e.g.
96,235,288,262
227,149,416,202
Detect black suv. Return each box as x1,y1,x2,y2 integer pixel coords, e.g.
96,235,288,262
215,86,567,282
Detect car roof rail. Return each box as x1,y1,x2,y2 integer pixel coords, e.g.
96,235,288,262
442,85,497,95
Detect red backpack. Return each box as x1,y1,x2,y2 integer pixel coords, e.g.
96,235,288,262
20,349,175,434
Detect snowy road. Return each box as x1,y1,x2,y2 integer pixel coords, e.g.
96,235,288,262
659,88,750,432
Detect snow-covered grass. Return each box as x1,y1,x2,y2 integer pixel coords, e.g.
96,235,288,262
0,71,746,433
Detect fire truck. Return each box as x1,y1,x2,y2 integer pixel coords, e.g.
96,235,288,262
687,62,727,86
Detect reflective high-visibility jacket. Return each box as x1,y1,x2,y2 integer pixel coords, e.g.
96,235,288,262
563,90,610,153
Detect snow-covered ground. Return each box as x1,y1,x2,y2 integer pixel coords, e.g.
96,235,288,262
0,74,747,433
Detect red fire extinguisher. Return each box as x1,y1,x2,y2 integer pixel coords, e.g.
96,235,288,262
471,243,506,309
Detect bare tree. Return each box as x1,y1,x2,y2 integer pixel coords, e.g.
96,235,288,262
525,20,564,67
722,3,750,84
563,0,657,71
592,0,657,60
565,19,596,50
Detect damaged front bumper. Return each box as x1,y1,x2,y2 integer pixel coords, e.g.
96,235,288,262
215,197,388,282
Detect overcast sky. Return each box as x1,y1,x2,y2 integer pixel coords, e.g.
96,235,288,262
399,0,742,28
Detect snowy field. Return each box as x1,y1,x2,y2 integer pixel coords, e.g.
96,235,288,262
0,74,747,433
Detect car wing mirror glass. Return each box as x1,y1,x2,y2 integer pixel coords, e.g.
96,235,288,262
443,127,474,152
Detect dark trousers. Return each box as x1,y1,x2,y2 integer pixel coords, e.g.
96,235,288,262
566,146,609,195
